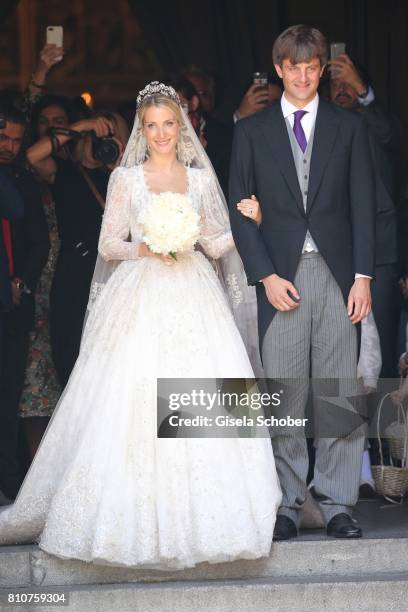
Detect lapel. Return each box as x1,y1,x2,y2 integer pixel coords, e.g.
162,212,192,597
259,104,305,217
306,99,340,213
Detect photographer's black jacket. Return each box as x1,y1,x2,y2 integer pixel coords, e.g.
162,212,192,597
6,165,50,331
0,168,24,309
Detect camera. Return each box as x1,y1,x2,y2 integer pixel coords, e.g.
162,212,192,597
91,134,120,165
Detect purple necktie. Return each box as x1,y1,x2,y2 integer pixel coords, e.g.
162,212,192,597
293,110,307,153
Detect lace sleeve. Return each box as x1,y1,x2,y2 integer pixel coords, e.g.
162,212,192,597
197,169,234,259
98,167,140,261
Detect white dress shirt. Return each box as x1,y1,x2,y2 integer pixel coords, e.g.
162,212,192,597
280,92,319,141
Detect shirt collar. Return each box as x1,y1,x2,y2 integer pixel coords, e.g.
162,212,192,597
280,93,319,119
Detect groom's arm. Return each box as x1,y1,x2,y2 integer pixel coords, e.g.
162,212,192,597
349,115,376,278
228,120,276,285
346,114,376,323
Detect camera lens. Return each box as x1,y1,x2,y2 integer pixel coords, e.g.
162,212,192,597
91,136,120,165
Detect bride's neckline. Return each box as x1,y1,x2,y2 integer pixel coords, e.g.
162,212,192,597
140,164,190,197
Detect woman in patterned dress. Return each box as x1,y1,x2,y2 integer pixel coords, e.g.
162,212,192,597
18,94,72,458
19,186,61,458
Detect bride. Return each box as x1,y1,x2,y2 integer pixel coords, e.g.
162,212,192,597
0,82,281,569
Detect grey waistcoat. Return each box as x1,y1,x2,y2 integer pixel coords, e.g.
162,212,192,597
285,116,319,253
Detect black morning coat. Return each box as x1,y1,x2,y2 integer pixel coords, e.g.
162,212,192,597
229,98,376,347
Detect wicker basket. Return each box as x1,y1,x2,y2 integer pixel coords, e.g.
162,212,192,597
371,393,408,501
384,378,408,461
385,416,408,461
372,465,408,498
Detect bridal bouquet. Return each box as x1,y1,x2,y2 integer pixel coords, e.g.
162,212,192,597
140,193,200,259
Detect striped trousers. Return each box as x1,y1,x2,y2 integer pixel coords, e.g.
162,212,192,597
262,253,365,526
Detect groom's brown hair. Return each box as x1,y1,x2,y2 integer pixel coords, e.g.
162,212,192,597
272,25,328,67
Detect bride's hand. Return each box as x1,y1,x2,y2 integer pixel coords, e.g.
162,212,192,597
138,242,175,265
158,254,175,265
237,195,262,226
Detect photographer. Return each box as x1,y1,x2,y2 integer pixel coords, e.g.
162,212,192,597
27,113,129,388
0,168,24,378
0,104,49,502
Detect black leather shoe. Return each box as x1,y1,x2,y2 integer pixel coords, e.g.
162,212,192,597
326,513,362,538
273,515,298,541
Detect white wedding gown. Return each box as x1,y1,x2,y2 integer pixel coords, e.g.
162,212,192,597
0,165,281,569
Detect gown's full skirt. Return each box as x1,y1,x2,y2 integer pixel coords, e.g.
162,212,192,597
0,251,281,569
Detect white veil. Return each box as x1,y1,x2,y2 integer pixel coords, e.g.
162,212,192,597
86,82,262,375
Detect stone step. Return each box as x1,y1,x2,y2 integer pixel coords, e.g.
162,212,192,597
1,538,408,588
1,572,407,612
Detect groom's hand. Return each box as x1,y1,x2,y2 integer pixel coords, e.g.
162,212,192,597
261,274,300,311
347,277,372,324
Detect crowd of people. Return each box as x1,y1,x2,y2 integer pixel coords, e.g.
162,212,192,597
0,30,407,514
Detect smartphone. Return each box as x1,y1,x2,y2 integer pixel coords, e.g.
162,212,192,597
330,42,346,60
253,71,268,91
46,26,63,60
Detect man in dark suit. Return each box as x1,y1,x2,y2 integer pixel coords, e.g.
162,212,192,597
0,168,24,371
329,56,400,379
229,25,375,540
0,105,49,502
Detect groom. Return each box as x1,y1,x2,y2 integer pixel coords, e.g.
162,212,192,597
229,25,375,540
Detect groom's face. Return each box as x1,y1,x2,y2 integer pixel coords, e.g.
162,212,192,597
274,57,324,107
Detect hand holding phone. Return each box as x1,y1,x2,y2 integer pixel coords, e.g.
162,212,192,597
330,43,346,60
329,43,346,77
238,81,269,119
253,71,268,92
46,26,63,61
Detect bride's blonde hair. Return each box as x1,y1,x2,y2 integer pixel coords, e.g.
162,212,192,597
137,95,182,126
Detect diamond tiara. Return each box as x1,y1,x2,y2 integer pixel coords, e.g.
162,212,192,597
136,81,180,109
